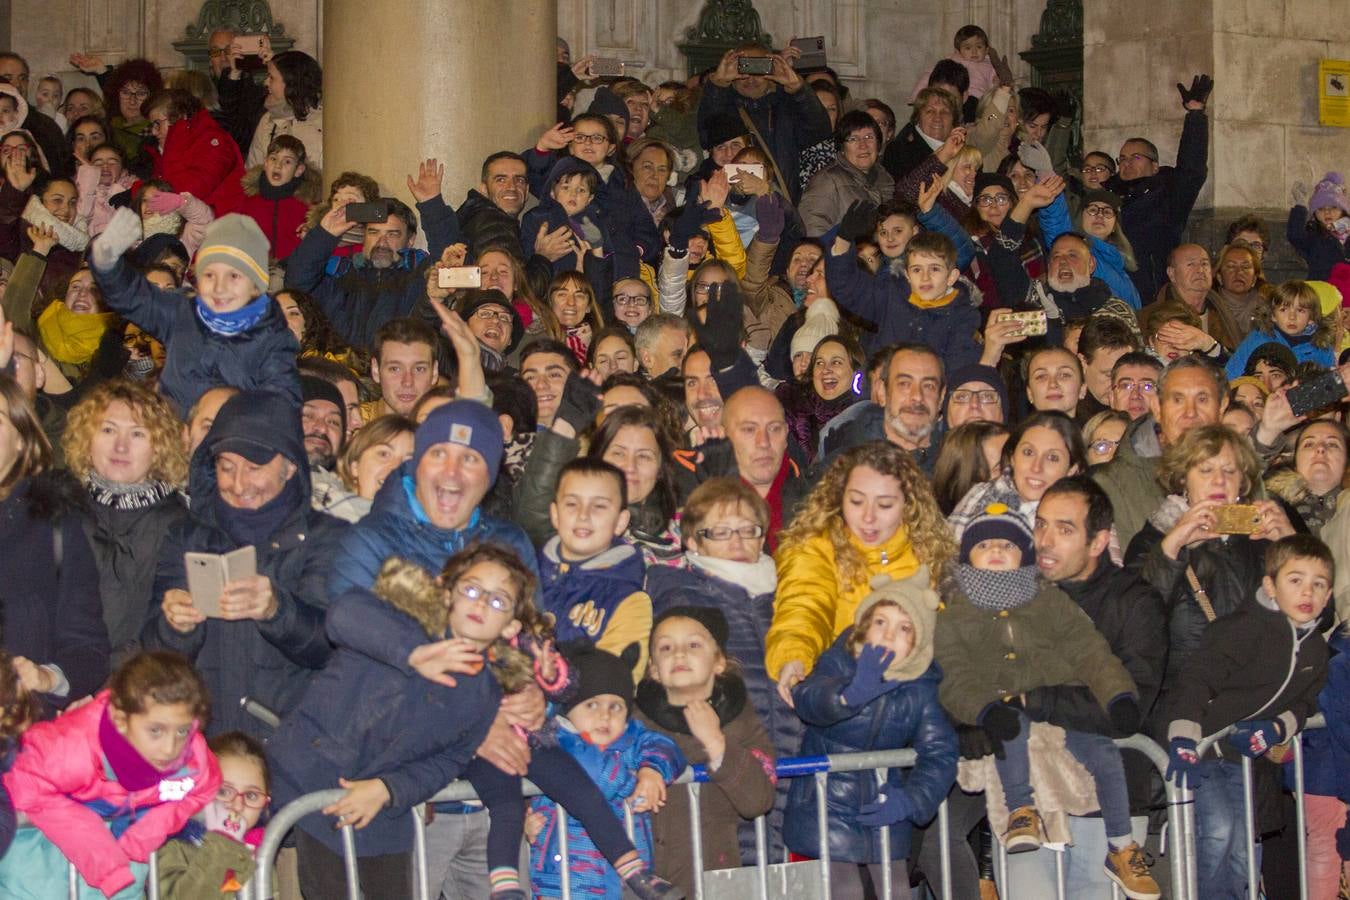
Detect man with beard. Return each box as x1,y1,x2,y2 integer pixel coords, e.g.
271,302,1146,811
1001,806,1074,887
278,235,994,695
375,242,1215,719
1000,233,1131,349
300,375,346,470
819,343,944,473
682,347,723,443
286,170,460,349
1138,243,1237,354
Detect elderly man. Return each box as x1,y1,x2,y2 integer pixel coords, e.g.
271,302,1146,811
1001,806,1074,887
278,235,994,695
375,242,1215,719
286,166,459,348
1138,243,1237,354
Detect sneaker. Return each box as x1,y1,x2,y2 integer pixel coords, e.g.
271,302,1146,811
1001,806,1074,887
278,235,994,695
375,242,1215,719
1002,805,1044,853
624,870,686,900
1103,842,1161,900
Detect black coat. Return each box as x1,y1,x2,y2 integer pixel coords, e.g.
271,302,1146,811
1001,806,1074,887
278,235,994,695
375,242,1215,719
1022,562,1169,812
457,189,524,259
881,122,936,183
0,473,110,711
696,82,833,204
141,393,347,739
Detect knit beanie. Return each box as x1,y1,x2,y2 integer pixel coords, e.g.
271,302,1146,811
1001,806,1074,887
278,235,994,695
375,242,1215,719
1080,188,1122,212
300,375,346,437
1308,280,1343,319
413,399,504,485
790,297,841,359
1330,263,1350,309
852,566,940,682
653,605,729,652
565,645,638,710
973,172,1016,200
1309,172,1350,218
945,363,1008,418
960,502,1035,564
587,87,629,130
194,214,271,293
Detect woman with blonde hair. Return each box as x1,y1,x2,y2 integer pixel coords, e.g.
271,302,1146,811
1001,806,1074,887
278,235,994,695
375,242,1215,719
767,442,956,702
313,413,415,523
62,379,188,664
1212,242,1271,344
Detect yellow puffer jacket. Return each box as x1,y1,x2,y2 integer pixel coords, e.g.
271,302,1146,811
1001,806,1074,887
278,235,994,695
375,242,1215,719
766,527,921,680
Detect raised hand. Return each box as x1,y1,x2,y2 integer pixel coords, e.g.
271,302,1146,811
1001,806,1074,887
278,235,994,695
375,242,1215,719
406,158,445,203
320,202,353,238
916,175,944,215
535,122,574,153
936,126,967,164
1176,74,1214,110
26,223,58,256
700,168,732,210
68,52,103,74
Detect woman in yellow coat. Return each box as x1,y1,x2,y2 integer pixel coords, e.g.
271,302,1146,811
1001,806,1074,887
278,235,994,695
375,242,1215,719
767,442,956,703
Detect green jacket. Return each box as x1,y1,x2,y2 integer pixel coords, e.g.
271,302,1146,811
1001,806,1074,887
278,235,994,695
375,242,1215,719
1092,414,1164,551
156,832,257,898
935,577,1138,726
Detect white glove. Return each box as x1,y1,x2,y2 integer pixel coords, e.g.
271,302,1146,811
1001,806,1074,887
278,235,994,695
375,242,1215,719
91,207,142,271
1017,140,1055,180
1291,181,1310,207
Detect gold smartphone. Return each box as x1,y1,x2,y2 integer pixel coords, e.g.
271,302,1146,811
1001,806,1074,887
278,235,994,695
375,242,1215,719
1213,504,1261,535
1001,309,1047,337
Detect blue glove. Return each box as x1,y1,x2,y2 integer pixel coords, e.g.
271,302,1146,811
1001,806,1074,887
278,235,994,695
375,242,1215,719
1165,737,1202,788
1227,719,1285,759
856,786,915,827
840,644,899,709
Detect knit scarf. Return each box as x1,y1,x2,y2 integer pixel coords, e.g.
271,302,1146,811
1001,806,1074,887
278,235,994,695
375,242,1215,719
908,287,958,310
195,293,271,337
956,563,1039,611
98,705,194,792
215,474,301,546
85,472,173,511
36,300,114,364
634,672,747,735
564,326,588,366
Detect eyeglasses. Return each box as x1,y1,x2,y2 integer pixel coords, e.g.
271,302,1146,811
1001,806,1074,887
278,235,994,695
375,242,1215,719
1113,379,1156,395
1116,152,1156,165
149,117,170,132
472,308,514,326
454,581,513,612
120,87,150,101
614,293,650,308
571,133,609,145
976,194,1011,208
216,784,269,809
1234,239,1266,253
1083,204,1117,219
1081,164,1113,175
844,133,878,145
1090,438,1120,455
949,389,1000,406
693,283,716,296
208,48,232,58
695,524,765,541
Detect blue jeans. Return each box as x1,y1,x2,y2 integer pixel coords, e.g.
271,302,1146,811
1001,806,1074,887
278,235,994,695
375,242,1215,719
993,716,1133,841
1195,758,1262,899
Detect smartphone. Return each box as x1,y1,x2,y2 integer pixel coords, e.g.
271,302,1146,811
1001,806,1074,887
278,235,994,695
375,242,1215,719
1000,309,1048,337
791,35,827,70
185,546,257,618
345,201,389,224
723,163,765,184
1213,504,1262,535
231,34,267,55
1287,369,1348,417
590,57,625,77
438,266,482,289
737,56,774,76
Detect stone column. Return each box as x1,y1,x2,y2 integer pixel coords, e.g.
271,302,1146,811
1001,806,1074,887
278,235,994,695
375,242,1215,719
322,0,557,204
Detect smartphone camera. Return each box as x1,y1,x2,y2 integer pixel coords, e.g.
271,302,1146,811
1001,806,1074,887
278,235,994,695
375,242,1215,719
737,56,774,76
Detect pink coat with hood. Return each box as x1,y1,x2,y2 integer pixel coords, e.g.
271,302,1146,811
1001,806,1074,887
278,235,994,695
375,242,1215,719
2,691,220,896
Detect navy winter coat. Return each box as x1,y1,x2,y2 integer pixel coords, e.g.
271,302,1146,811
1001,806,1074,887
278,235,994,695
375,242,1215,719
267,586,498,857
696,82,833,204
142,393,346,739
1286,207,1350,281
784,635,957,863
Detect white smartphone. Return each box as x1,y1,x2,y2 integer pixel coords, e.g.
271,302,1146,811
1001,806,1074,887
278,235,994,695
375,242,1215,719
724,163,765,184
185,546,257,618
438,266,482,289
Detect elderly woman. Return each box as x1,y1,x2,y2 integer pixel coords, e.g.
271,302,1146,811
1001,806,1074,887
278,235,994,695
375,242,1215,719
799,110,895,238
0,375,109,713
143,391,347,738
62,380,188,665
1211,242,1270,345
882,87,959,182
1266,419,1347,534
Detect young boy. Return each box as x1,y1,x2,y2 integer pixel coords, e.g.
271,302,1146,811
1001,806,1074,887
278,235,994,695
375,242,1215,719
1165,534,1333,899
541,458,652,682
236,134,322,260
935,504,1158,899
90,208,301,413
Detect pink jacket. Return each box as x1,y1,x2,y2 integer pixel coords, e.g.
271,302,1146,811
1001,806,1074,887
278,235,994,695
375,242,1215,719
75,164,137,238
911,53,1000,101
3,691,220,896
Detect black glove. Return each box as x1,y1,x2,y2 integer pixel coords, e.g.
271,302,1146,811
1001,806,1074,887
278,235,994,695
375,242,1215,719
1107,695,1142,738
956,724,1004,761
837,199,878,244
1176,74,1213,109
979,702,1023,741
692,280,743,371
553,372,602,433
668,200,718,253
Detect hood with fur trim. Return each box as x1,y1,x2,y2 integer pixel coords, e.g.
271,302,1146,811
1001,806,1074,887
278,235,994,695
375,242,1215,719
241,163,324,204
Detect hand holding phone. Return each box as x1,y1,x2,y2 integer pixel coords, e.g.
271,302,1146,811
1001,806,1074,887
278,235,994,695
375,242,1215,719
737,56,774,76
185,546,257,618
1287,369,1347,418
790,36,827,70
344,201,389,224
438,266,482,289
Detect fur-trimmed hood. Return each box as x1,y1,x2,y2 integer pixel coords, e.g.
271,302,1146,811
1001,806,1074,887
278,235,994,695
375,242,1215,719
241,164,324,205
4,469,90,523
371,556,446,638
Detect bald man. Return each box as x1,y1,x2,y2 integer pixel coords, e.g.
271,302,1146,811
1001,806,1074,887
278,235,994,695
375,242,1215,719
1137,243,1235,357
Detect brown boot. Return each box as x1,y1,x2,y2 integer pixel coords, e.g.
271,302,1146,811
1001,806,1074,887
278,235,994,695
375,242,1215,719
1002,805,1044,853
1103,841,1161,900
978,878,1000,900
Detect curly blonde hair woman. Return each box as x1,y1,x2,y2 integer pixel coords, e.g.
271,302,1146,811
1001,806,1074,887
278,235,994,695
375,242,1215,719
62,379,189,662
767,442,956,699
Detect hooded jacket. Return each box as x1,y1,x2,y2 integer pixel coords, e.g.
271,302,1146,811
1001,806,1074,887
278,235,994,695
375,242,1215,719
328,457,538,598
91,257,302,415
142,392,346,738
539,537,652,682
520,156,619,287
1286,204,1350,281
233,163,322,260
267,578,499,858
0,691,220,897
147,107,246,217
1225,323,1336,381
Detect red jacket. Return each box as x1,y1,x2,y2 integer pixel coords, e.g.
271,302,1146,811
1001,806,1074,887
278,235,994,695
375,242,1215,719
2,691,220,896
149,108,245,217
230,165,321,260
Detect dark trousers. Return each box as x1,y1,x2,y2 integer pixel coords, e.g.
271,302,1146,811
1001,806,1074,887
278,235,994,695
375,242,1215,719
295,827,412,899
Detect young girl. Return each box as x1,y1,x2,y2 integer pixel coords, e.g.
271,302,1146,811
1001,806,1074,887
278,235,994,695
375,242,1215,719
156,731,269,898
0,651,221,899
75,143,137,237
0,649,38,859
1226,280,1337,380
1288,171,1350,280
635,606,777,892
784,569,957,899
526,646,686,899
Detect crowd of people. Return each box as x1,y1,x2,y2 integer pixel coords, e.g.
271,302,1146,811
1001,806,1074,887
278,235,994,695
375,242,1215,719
0,17,1347,900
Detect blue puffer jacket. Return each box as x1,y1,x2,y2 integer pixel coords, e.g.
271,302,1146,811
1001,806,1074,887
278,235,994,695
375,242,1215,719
1225,325,1335,381
1288,632,1350,798
143,392,346,739
783,635,957,864
328,460,538,597
528,719,685,898
267,586,499,858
